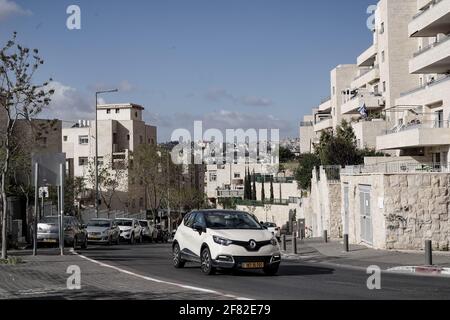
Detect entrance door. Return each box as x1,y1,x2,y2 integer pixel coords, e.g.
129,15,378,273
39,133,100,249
359,185,373,245
343,184,350,235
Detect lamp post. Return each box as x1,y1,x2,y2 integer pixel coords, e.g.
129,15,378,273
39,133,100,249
95,89,118,218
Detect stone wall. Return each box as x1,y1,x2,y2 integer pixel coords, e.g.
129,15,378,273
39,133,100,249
236,203,299,230
341,173,450,251
383,174,450,251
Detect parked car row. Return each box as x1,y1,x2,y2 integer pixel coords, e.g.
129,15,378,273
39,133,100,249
36,216,169,248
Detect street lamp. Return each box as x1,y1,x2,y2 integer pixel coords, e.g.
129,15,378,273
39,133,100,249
95,89,118,218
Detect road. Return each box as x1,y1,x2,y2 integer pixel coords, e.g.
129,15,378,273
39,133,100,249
78,243,450,300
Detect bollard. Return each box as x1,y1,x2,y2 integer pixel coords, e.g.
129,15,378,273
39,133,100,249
292,234,297,254
323,230,328,243
282,234,287,251
343,234,349,252
425,240,433,266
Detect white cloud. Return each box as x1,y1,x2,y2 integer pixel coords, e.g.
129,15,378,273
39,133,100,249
0,0,32,21
87,80,137,93
204,87,273,107
146,109,294,142
41,81,93,122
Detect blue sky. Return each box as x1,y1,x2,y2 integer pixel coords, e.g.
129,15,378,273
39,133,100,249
0,0,376,141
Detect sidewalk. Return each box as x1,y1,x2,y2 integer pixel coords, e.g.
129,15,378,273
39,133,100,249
0,249,228,300
281,238,450,276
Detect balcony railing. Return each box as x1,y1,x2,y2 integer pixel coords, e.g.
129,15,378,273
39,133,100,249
353,65,379,81
342,162,450,175
217,189,244,198
320,96,331,104
384,120,450,135
412,0,443,20
300,121,314,127
400,74,450,97
413,35,450,57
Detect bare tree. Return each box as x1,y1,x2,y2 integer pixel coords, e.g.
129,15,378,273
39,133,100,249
87,155,127,218
0,33,54,259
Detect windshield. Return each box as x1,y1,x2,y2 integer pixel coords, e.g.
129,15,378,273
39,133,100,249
139,221,148,227
205,211,262,230
88,220,111,228
115,220,132,227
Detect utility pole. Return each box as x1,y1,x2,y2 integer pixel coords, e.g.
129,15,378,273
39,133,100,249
95,89,118,218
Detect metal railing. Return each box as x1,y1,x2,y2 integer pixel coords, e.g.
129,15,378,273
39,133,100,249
320,96,331,104
342,162,450,175
413,35,450,58
323,166,342,182
217,189,245,198
413,0,443,19
400,75,450,97
353,65,379,81
384,120,450,135
300,121,314,127
235,199,292,207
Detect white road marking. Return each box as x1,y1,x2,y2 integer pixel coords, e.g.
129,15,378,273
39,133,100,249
70,249,252,300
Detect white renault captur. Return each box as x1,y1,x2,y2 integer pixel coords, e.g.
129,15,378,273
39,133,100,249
172,210,281,275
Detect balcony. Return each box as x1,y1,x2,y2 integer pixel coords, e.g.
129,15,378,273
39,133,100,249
409,0,450,37
357,44,377,67
341,93,385,115
314,118,333,133
351,66,380,89
318,98,332,112
376,121,450,151
399,74,450,104
410,35,450,74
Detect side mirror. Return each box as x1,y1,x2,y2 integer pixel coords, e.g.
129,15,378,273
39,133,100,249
193,223,205,234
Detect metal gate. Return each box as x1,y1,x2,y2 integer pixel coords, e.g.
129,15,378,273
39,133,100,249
343,184,349,235
359,185,373,245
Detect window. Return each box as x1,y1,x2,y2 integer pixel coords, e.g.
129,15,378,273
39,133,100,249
127,134,130,141
78,157,88,166
374,85,379,94
383,81,386,93
106,109,111,114
380,22,385,34
234,173,241,178
115,109,120,114
63,136,68,142
135,111,138,118
381,50,385,63
185,212,197,228
79,135,89,145
209,172,217,182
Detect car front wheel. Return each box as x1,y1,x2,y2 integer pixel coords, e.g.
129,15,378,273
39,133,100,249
200,247,215,275
173,243,185,268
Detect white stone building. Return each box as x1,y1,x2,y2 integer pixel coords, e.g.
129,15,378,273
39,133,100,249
62,103,157,213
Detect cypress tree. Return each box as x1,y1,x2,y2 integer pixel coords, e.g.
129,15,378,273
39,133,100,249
270,179,274,203
252,171,257,201
261,180,265,203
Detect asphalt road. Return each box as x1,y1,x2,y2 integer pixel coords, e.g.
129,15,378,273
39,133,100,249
78,243,450,300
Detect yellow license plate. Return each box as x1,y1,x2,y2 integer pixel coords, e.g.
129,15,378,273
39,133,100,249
44,239,57,243
242,262,264,269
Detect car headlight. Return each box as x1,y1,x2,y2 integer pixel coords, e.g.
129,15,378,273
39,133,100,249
270,237,278,246
213,236,232,246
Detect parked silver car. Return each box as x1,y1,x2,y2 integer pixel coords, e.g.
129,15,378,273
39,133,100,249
115,218,143,244
139,220,158,242
37,216,88,249
86,219,120,245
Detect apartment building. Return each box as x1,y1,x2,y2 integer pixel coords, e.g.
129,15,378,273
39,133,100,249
377,0,450,166
299,110,316,154
306,0,419,150
62,103,157,213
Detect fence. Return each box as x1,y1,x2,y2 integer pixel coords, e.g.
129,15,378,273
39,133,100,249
342,163,450,175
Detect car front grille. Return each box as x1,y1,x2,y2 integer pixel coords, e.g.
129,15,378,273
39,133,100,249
231,240,271,252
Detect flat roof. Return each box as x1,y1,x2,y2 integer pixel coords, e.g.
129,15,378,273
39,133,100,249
97,103,144,110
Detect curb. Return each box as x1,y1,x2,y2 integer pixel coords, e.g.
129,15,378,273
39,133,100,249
387,266,450,277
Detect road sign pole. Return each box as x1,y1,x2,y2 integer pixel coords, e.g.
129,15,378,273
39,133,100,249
33,163,39,256
60,163,64,256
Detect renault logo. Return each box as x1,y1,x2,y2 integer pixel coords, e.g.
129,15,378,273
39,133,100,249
249,240,257,250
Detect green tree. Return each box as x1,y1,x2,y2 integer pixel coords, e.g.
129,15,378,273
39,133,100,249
279,146,295,163
295,153,321,190
1,33,54,259
251,171,257,201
